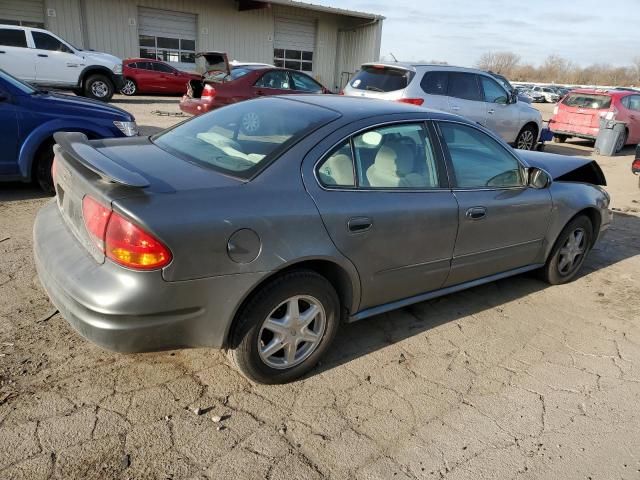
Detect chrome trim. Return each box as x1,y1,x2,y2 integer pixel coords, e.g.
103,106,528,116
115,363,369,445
376,257,450,275
452,238,543,260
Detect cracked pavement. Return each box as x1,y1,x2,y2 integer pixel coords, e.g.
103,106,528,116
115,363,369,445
1,99,640,479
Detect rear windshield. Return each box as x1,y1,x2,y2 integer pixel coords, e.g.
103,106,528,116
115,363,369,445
350,66,415,93
562,93,612,109
152,98,340,180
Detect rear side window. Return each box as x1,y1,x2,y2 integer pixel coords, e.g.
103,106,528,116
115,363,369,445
0,28,27,47
448,73,482,101
350,66,415,93
255,70,291,89
421,71,448,95
562,93,612,109
317,141,355,187
621,95,640,112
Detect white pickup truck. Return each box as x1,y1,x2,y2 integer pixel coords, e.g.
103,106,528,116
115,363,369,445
0,24,124,101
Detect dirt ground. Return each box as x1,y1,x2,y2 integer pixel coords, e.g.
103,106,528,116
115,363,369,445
1,98,639,480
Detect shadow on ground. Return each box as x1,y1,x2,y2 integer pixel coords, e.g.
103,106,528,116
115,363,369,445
0,183,51,202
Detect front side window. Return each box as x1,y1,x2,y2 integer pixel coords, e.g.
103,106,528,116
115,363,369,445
0,28,27,47
153,62,175,73
153,98,339,180
290,71,323,92
317,141,355,187
480,76,508,104
439,122,524,189
32,32,72,53
255,71,291,90
447,72,482,101
421,71,448,96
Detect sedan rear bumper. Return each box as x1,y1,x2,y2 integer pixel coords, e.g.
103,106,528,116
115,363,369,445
34,201,264,352
179,96,216,116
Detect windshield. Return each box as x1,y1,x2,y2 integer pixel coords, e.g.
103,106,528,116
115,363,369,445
153,98,340,179
0,69,36,94
350,66,415,93
563,93,612,109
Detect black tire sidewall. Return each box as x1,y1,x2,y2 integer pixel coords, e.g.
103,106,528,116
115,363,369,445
84,74,114,101
34,147,55,195
544,216,593,285
516,125,537,150
230,270,340,384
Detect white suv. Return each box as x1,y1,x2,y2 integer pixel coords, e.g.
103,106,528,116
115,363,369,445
343,63,543,150
0,25,124,101
530,86,560,103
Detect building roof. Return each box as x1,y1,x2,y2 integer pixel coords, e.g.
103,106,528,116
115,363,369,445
258,0,384,20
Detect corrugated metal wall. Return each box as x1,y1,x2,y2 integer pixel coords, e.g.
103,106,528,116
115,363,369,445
0,0,44,24
41,0,381,91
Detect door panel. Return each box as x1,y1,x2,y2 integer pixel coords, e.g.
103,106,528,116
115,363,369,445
479,75,520,143
0,95,19,175
0,29,37,81
307,121,459,311
31,31,80,85
446,72,487,126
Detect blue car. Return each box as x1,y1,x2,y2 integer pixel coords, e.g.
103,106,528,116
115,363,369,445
0,69,137,193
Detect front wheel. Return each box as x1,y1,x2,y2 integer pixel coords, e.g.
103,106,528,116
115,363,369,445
84,74,114,101
515,125,537,150
120,79,137,96
228,270,340,384
542,215,593,285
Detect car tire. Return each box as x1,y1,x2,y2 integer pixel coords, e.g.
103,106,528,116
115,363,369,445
228,270,340,384
515,124,537,150
84,74,114,101
542,215,593,285
33,143,56,195
120,79,137,96
553,135,567,143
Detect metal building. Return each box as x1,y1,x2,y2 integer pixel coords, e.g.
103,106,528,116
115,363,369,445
0,0,383,90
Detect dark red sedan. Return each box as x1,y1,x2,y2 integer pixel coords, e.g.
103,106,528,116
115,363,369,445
179,65,331,115
121,59,200,96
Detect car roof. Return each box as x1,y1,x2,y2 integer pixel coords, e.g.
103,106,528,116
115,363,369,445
124,58,164,63
360,62,495,76
567,88,631,97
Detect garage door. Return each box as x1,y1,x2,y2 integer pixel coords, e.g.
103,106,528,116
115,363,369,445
274,16,316,72
0,0,44,27
138,7,197,68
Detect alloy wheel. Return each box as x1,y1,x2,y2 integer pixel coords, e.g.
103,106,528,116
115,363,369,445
121,80,136,95
517,129,535,150
257,295,326,369
91,81,109,98
557,228,586,275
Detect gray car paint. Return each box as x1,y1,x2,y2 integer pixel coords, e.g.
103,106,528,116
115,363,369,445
34,95,611,353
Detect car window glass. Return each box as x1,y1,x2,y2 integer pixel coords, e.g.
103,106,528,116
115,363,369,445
290,71,323,92
349,66,414,93
317,141,355,187
421,71,448,96
439,122,524,188
153,62,174,73
32,31,72,53
352,123,440,189
625,95,640,111
480,76,508,104
448,73,482,101
128,62,138,69
255,71,290,89
0,28,27,47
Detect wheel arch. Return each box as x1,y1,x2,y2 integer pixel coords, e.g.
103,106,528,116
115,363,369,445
223,258,359,349
78,66,115,88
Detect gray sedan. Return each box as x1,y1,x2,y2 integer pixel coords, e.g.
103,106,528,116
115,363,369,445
34,95,611,383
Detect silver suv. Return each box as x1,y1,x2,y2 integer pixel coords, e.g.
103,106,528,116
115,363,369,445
343,63,543,150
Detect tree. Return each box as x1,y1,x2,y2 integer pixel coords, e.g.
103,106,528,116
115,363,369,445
476,51,521,76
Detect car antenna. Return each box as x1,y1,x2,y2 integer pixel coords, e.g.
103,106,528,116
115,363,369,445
389,52,398,63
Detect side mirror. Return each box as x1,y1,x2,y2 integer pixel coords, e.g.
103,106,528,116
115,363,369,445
509,91,518,104
528,167,552,189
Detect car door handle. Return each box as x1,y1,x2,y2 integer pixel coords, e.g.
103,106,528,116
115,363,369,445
38,54,48,57
0,50,5,54
347,217,372,233
451,105,461,111
488,109,495,114
465,207,487,220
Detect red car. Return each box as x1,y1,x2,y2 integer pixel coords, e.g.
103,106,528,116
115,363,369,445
180,65,331,116
550,89,640,151
121,58,200,96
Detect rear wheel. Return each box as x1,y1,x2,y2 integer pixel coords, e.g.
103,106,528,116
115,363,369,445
120,79,137,96
553,135,568,143
84,74,114,101
515,124,537,150
228,270,340,384
542,215,593,285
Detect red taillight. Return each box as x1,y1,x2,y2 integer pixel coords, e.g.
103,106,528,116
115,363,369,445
201,84,216,101
82,195,112,251
82,195,172,270
632,158,640,174
397,98,424,106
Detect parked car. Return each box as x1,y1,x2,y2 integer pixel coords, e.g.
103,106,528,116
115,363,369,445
0,69,137,193
530,86,560,103
120,59,200,96
550,89,640,151
34,95,611,383
343,63,543,150
522,88,545,103
0,24,124,101
633,145,640,184
180,64,330,117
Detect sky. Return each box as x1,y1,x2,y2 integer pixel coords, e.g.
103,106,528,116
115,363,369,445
311,0,639,67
